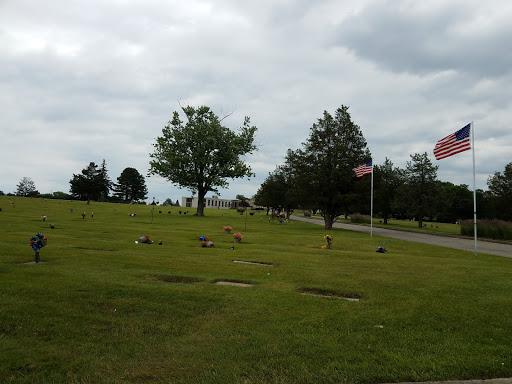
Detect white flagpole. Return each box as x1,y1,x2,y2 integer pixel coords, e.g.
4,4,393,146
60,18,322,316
471,122,477,259
370,160,374,237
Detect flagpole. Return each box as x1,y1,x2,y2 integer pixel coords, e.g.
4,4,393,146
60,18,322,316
370,161,374,237
471,121,477,259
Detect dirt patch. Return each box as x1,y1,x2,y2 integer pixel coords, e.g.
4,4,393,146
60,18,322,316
233,260,273,266
143,275,203,284
215,281,254,287
300,288,361,301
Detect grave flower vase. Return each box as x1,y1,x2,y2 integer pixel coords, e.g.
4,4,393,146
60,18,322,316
34,251,40,263
234,238,241,243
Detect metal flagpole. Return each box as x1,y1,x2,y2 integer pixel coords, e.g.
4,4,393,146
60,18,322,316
370,160,374,237
471,121,477,259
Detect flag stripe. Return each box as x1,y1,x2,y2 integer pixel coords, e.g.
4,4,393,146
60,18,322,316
433,124,471,160
352,160,372,178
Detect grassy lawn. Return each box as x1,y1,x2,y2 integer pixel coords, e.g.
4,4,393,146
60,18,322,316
307,214,463,236
1,196,512,383
368,218,460,235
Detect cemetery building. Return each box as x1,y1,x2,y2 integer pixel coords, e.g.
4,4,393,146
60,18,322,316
182,195,241,209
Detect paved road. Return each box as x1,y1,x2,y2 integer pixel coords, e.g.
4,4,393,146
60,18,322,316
291,215,512,258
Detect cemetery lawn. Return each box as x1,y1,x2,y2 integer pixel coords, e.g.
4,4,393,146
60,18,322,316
315,214,463,236
1,196,512,384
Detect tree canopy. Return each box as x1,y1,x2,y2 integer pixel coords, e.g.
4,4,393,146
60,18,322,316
112,167,148,203
487,162,512,221
16,177,39,197
286,106,370,229
149,105,257,216
393,152,438,228
373,158,404,224
69,160,112,204
254,164,298,218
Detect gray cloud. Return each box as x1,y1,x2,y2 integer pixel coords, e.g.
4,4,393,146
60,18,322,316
334,1,512,77
1,0,511,201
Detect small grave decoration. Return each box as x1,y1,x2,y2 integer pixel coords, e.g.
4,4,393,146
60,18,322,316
223,226,232,233
322,235,333,249
198,236,213,247
136,235,152,244
376,246,387,253
202,239,214,248
30,233,47,263
233,232,243,243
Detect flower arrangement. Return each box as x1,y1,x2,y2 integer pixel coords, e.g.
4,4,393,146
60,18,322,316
197,236,213,247
223,226,232,233
137,235,152,244
233,232,243,241
322,235,333,249
30,233,47,251
202,239,214,248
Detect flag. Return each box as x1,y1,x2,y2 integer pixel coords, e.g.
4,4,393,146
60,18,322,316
433,124,471,160
352,159,372,178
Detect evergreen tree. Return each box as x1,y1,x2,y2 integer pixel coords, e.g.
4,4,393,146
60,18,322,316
374,158,404,224
69,160,112,204
113,167,148,203
393,152,438,228
286,106,370,229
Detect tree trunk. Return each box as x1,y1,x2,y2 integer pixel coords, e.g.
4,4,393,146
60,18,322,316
196,191,206,216
324,213,334,230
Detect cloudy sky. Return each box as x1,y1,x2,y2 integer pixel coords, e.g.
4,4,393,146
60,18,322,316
1,0,511,202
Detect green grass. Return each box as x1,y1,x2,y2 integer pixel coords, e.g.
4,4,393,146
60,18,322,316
308,213,463,236
1,196,512,383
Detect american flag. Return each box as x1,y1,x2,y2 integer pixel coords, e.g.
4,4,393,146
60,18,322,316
433,124,471,160
352,159,372,178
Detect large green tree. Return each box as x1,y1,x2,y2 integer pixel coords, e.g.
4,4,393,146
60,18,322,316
113,167,148,203
287,105,370,229
487,162,512,220
149,105,257,216
393,152,438,228
69,160,112,204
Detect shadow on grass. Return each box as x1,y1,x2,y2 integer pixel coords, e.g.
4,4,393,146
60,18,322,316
143,274,203,284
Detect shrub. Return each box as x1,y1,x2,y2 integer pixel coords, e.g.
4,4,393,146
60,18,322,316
460,219,512,240
350,214,371,224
